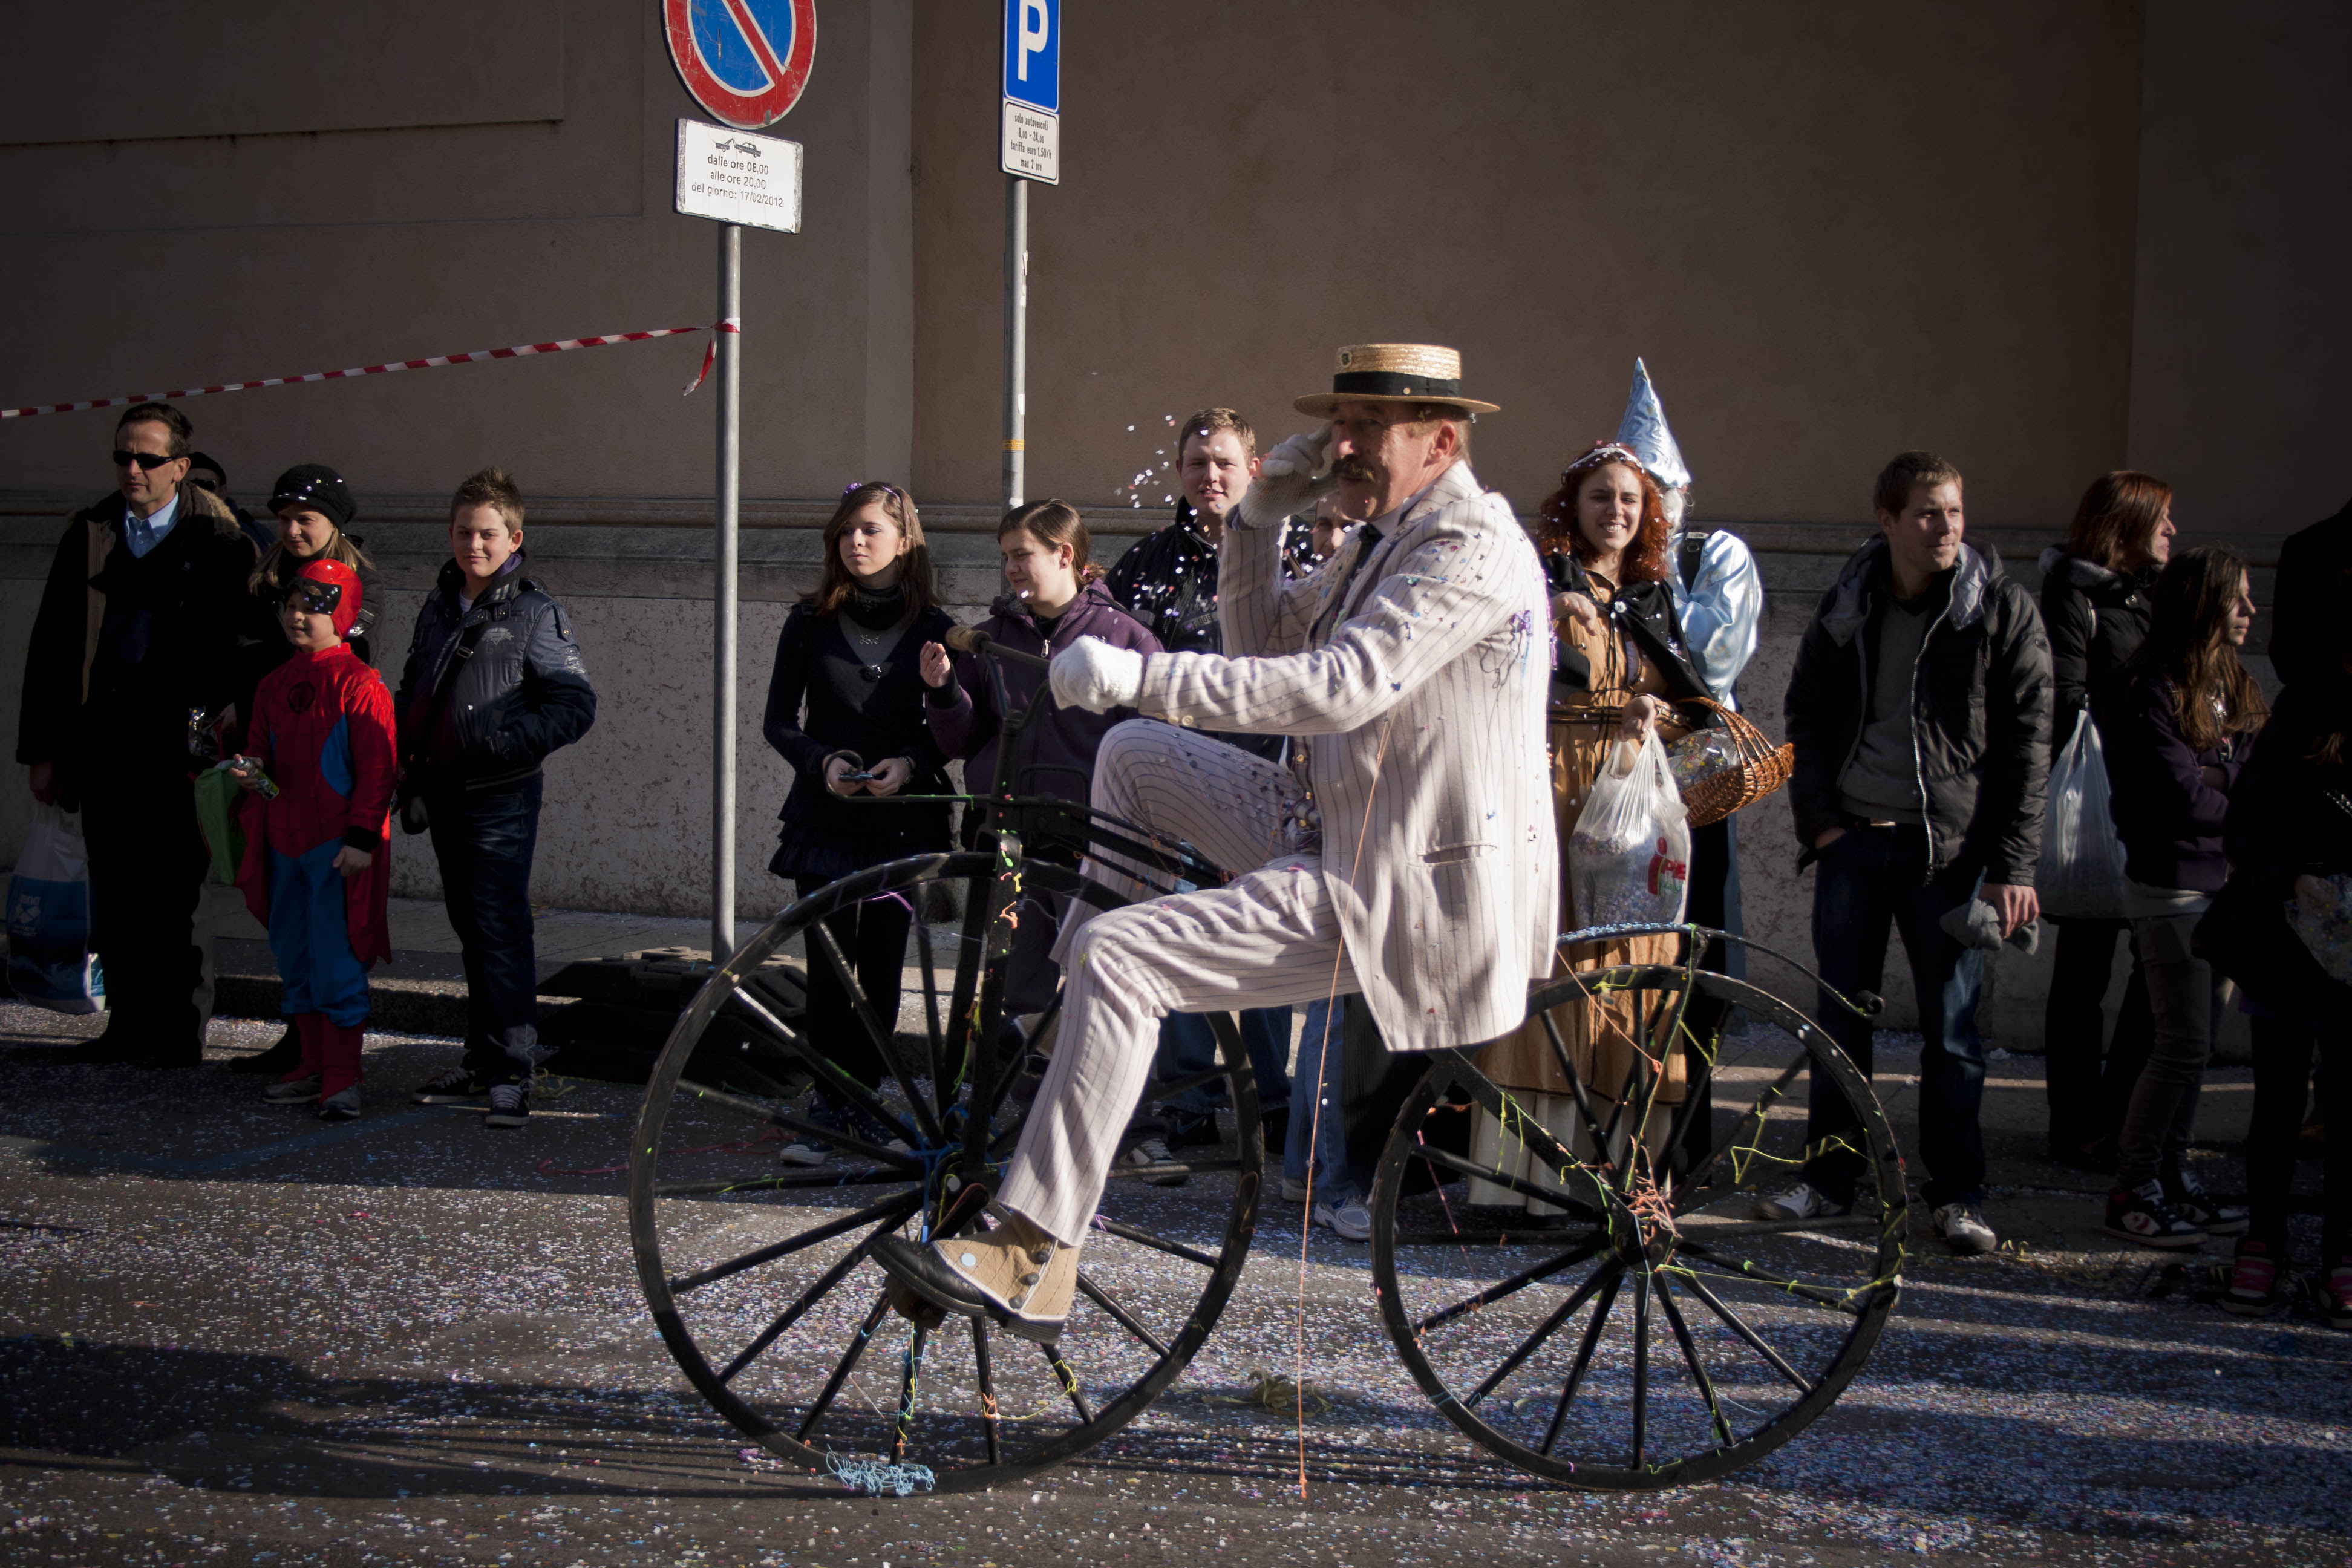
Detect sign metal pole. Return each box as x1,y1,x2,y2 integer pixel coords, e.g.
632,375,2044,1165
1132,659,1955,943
712,221,742,965
1004,175,1028,509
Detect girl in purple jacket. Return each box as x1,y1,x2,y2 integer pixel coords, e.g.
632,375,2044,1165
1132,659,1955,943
919,500,1161,1019
2094,546,2266,1248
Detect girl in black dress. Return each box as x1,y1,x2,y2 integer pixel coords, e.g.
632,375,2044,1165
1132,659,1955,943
762,482,955,1163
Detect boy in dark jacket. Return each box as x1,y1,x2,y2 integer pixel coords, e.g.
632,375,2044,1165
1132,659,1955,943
1775,452,2053,1255
396,469,596,1128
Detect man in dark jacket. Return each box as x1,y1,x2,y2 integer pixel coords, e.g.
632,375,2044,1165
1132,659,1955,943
1101,410,1304,1178
18,402,258,1066
396,469,595,1127
1774,451,2053,1255
2268,495,2352,690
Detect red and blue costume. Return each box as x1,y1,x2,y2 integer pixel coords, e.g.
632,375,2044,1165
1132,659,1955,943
235,560,396,1104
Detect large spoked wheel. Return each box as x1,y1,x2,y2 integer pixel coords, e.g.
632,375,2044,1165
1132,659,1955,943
627,851,1261,1492
1371,963,1906,1489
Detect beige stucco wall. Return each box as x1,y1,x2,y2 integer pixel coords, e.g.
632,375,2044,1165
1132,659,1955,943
4,2,2346,1048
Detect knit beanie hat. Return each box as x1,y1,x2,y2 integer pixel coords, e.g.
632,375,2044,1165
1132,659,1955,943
293,558,364,641
269,463,357,531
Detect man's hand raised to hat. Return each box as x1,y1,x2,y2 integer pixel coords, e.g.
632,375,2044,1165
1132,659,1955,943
1237,423,1333,531
1050,637,1145,715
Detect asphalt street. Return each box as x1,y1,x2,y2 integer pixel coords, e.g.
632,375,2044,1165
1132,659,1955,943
2,1001,2347,1568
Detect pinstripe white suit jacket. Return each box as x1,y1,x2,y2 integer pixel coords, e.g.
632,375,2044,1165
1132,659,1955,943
1133,460,1557,1053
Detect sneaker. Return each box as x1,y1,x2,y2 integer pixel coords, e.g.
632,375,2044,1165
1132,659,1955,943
1750,1182,1850,1223
2322,1259,2352,1332
316,1085,362,1122
1122,1136,1189,1187
2163,1168,2250,1236
2221,1237,2285,1317
1166,1112,1223,1150
777,1138,829,1167
411,1066,492,1105
1312,1197,1373,1243
262,1074,321,1105
1281,1177,1310,1204
2103,1180,2205,1249
484,1082,530,1129
1932,1201,1998,1256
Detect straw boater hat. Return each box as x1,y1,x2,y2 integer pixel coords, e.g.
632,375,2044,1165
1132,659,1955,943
1294,343,1500,417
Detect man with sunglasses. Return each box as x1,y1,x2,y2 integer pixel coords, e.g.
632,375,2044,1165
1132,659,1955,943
17,401,260,1067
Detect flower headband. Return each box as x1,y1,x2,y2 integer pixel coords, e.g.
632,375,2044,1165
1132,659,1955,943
1561,442,1645,485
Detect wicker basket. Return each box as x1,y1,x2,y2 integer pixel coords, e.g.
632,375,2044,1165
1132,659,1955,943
1671,697,1794,828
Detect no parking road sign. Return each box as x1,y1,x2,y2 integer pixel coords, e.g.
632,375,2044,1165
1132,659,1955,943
1001,0,1060,184
665,0,817,129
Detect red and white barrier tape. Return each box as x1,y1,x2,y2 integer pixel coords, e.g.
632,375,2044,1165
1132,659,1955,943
2,318,742,420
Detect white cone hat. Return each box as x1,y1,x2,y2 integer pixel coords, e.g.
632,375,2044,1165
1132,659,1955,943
1615,358,1691,490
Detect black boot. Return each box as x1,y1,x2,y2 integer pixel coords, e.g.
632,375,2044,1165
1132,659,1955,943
229,1023,305,1076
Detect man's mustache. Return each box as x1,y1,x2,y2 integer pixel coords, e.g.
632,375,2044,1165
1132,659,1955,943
1331,457,1377,482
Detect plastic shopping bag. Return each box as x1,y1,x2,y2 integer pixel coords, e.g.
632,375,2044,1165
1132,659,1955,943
5,804,106,1013
2036,711,2130,920
2286,873,2352,986
1569,730,1692,928
192,764,247,884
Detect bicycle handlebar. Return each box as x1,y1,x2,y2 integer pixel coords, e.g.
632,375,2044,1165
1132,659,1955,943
945,624,1049,670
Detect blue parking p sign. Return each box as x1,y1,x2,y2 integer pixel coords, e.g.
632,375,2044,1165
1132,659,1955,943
1003,0,1059,115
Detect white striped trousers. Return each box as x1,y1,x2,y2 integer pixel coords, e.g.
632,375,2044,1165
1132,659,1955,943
998,720,1362,1244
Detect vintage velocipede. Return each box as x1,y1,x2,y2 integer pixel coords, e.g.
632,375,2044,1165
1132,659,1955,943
627,632,1904,1493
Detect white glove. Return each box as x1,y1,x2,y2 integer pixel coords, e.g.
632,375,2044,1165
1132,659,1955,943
1049,636,1145,714
1237,423,1333,530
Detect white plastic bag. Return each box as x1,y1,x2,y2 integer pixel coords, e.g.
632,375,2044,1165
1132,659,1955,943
2036,711,2131,920
6,804,106,1013
1569,730,1692,928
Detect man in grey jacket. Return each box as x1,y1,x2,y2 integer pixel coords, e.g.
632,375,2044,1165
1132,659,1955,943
1774,451,2053,1255
875,344,1555,1339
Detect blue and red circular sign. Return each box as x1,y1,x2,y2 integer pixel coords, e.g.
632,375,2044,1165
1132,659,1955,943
664,0,817,129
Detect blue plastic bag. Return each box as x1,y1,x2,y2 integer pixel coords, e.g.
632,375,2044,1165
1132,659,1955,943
6,805,106,1013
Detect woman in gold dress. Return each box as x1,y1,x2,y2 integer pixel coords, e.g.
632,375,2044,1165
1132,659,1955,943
1468,441,1722,1217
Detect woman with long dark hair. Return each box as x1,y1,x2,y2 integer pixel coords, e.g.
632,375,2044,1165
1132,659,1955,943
761,482,955,1163
2038,471,2175,1169
2094,546,2264,1246
1466,441,1718,1215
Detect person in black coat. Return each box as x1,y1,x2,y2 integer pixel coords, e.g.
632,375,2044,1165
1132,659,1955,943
2267,494,2352,690
2212,665,2352,1325
2036,472,2173,1169
762,483,955,1163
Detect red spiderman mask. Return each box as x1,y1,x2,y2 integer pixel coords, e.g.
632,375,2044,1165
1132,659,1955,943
290,558,363,640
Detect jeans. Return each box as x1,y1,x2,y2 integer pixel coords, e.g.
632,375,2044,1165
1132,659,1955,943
2041,916,2155,1151
426,776,543,1085
2115,911,2220,1190
794,875,915,1091
2247,1015,2350,1258
1284,998,1366,1200
1806,824,1989,1209
1152,1007,1293,1119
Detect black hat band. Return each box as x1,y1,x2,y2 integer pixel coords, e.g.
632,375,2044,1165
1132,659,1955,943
1330,370,1464,399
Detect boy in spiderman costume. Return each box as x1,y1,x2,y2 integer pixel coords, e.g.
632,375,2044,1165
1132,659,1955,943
230,558,396,1120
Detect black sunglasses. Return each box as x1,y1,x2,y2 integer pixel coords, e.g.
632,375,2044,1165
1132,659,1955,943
284,580,344,615
114,449,183,471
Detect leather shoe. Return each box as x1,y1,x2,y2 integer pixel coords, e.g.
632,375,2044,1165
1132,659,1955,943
872,1207,1077,1342
229,1024,305,1076
55,1032,146,1065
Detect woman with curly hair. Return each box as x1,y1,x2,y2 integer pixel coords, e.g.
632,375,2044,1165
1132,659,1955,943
1466,442,1719,1217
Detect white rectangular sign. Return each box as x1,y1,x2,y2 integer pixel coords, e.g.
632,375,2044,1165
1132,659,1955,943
675,118,803,233
1001,100,1060,185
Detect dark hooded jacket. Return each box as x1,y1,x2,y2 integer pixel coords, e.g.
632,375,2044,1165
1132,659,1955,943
2269,496,2352,691
1784,537,2053,883
925,580,1160,825
392,557,596,795
2037,545,2155,751
16,484,258,800
2096,672,2254,895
